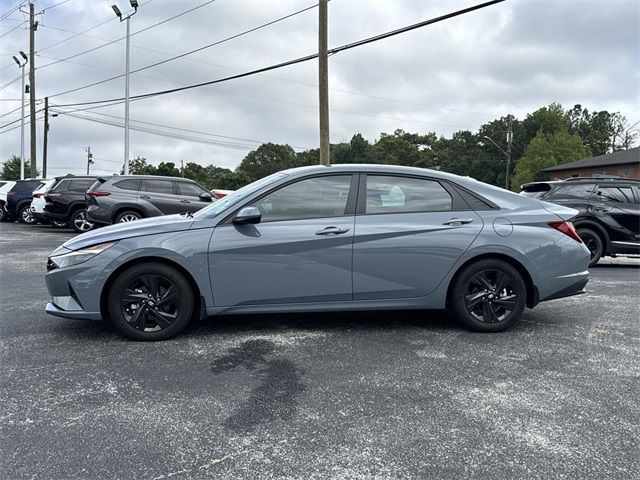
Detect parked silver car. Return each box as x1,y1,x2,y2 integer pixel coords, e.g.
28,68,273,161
45,165,590,340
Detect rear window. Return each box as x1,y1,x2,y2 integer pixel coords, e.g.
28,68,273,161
51,179,69,192
11,181,39,192
547,183,596,200
520,183,551,199
69,179,96,192
114,179,141,191
0,182,6,188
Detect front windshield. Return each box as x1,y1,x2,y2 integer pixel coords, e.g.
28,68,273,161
193,172,288,219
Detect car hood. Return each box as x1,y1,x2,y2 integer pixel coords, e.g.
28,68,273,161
538,200,579,221
62,214,195,251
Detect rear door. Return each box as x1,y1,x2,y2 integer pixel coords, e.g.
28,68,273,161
352,174,483,300
141,179,181,215
175,180,213,213
591,184,640,242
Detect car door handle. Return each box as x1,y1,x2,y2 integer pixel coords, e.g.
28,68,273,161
315,226,350,235
180,199,191,203
442,218,474,226
138,195,151,199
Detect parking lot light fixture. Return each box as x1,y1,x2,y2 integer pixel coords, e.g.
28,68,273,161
111,1,139,175
13,52,28,180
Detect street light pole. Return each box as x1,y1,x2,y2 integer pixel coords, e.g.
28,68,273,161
13,52,28,180
112,0,138,175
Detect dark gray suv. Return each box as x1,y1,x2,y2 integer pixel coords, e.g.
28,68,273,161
86,175,213,225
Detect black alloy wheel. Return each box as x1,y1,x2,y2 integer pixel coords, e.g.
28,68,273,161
108,263,194,340
577,228,603,267
71,209,95,233
449,259,526,332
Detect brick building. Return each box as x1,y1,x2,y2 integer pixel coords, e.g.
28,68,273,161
541,147,639,179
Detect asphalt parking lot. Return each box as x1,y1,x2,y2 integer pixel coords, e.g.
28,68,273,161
1,221,639,480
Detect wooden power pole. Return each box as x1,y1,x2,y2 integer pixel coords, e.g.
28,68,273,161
505,114,513,190
29,2,37,178
318,0,330,166
42,97,49,178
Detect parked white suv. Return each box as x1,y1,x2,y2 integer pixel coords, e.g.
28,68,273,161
30,179,58,225
0,180,17,222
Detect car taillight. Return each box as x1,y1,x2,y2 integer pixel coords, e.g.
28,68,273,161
548,221,583,243
88,190,110,197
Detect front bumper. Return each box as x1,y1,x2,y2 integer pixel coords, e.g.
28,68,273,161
45,301,102,321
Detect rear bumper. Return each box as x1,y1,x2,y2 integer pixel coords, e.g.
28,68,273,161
86,205,113,225
539,276,589,302
45,301,102,321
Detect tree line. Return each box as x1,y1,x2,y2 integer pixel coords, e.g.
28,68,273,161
2,103,636,190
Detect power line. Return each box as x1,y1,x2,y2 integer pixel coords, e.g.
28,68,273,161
0,1,25,22
51,0,506,109
37,0,216,70
0,19,26,39
44,3,319,98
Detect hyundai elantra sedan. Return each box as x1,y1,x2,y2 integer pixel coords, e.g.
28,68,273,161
45,165,590,340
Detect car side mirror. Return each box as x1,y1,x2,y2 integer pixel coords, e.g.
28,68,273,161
199,192,213,202
233,206,261,224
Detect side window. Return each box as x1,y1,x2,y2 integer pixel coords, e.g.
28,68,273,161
548,184,595,200
114,179,141,191
365,176,452,214
145,179,175,195
178,182,208,197
68,179,96,192
51,179,69,192
596,186,634,203
253,175,352,222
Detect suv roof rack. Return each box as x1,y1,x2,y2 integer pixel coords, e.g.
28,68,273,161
565,176,640,182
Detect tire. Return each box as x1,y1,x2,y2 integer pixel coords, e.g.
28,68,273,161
115,210,142,223
71,209,95,233
17,203,36,224
448,259,527,333
577,228,603,267
107,263,194,341
0,205,6,222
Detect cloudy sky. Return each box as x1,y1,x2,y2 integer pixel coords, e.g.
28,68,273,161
0,0,638,177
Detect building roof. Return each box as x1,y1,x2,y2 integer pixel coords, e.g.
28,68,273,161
541,147,639,172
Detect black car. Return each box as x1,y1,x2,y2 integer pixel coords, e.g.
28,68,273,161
86,175,213,225
43,175,99,233
521,177,640,266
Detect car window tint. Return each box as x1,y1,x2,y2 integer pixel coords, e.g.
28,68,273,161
145,179,175,195
178,181,207,197
548,184,595,200
68,179,96,192
365,176,452,214
596,186,634,203
51,179,69,191
253,175,351,222
114,179,141,191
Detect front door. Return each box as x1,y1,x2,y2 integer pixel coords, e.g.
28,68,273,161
353,174,483,300
209,174,356,307
141,179,182,215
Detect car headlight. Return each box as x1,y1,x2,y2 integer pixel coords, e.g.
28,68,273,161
50,241,117,268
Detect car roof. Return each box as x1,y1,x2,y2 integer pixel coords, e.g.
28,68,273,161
107,175,197,181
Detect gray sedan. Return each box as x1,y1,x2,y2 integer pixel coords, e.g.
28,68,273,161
45,165,590,340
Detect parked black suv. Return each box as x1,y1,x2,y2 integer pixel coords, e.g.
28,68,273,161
521,177,640,266
43,175,99,233
86,175,213,225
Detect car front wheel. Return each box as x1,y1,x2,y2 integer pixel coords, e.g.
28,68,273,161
115,210,142,223
107,263,194,341
448,259,526,332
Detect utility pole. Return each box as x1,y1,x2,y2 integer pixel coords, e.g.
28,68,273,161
29,2,37,178
86,146,93,175
42,97,49,178
505,114,513,190
318,0,330,166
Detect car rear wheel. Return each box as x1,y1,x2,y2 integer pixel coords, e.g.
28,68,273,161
115,210,142,223
71,209,95,233
107,263,194,341
0,205,6,222
18,204,36,224
448,259,526,332
577,228,602,267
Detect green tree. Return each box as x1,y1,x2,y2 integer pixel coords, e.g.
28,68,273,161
156,162,180,177
569,105,636,155
521,103,571,145
124,157,156,175
237,143,297,182
0,155,39,180
512,129,589,189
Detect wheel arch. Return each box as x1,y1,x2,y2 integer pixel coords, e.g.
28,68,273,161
67,201,87,216
100,256,203,322
572,219,609,253
447,252,538,309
